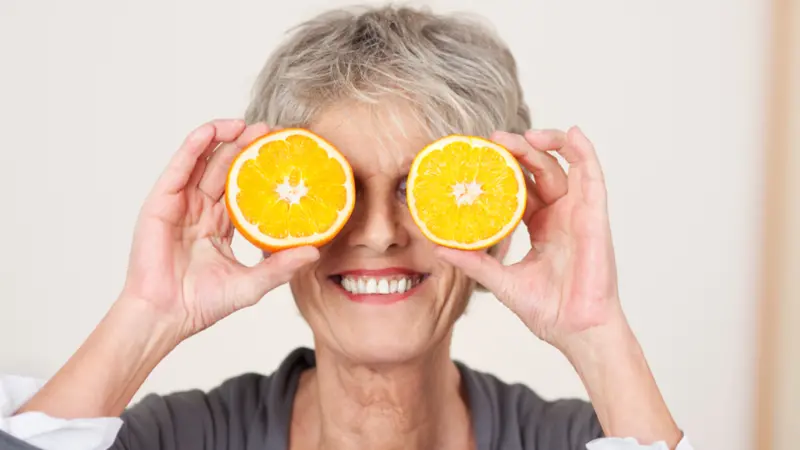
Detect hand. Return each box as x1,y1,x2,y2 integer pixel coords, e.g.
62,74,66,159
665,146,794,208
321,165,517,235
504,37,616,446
438,127,682,447
436,127,621,350
121,119,319,340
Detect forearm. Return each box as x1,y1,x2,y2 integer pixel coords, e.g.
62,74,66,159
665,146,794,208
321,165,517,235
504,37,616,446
563,313,682,449
17,296,181,418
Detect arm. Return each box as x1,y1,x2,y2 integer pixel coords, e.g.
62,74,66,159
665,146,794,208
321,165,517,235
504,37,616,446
438,127,684,449
1,375,122,450
13,120,318,428
0,304,150,450
17,297,178,418
565,316,681,447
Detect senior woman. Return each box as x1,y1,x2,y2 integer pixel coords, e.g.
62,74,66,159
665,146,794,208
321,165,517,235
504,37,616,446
1,5,691,450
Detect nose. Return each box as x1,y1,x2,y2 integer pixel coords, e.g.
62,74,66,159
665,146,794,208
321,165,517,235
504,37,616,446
346,184,409,253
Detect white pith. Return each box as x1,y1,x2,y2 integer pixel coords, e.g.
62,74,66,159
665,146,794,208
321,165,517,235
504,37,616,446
452,181,483,205
275,177,309,204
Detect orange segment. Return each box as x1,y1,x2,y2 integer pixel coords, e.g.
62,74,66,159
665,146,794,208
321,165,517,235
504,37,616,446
407,135,526,250
225,128,355,251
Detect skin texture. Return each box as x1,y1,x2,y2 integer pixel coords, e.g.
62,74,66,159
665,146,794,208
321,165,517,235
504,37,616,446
18,103,681,450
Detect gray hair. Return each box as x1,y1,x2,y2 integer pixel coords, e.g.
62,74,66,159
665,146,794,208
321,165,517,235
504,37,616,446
244,5,531,140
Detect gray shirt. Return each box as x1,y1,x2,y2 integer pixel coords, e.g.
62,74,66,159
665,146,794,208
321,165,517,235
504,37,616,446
0,347,602,450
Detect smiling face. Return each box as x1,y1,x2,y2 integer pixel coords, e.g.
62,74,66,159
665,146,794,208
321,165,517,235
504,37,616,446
286,101,479,364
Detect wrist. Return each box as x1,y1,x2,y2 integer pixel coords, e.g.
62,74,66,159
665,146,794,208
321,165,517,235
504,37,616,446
111,294,185,357
557,310,681,447
558,311,639,370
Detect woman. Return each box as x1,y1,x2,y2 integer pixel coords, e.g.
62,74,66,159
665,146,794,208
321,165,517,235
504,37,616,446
0,5,691,450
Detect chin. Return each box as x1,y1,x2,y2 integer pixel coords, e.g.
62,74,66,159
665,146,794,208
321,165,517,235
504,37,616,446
319,299,448,366
332,327,438,366
298,272,457,366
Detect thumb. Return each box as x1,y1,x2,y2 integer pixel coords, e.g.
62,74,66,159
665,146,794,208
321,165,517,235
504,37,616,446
235,246,320,306
435,247,512,302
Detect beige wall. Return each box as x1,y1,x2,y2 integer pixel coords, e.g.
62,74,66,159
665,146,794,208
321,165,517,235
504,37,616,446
757,0,800,448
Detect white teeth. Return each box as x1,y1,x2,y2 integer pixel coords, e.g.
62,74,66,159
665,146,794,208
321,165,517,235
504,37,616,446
338,275,423,295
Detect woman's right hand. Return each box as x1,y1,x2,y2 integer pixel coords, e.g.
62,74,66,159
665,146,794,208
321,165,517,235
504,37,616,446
121,119,319,340
18,119,319,419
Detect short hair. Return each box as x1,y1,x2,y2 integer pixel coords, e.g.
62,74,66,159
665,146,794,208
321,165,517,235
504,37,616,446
245,5,531,140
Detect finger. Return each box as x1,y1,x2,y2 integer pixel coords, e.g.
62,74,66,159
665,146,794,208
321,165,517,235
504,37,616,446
198,122,270,200
526,127,603,181
435,246,511,300
522,129,567,151
521,173,545,224
152,119,245,196
186,119,249,190
563,126,605,183
186,142,223,190
236,246,320,306
491,131,568,205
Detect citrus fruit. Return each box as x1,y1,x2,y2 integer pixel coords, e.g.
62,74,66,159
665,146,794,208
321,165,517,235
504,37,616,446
225,128,355,251
406,135,526,250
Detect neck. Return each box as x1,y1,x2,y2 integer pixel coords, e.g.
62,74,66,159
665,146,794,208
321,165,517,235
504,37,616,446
291,337,473,450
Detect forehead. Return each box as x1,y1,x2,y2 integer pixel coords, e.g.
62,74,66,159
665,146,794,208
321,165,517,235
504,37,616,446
308,101,431,177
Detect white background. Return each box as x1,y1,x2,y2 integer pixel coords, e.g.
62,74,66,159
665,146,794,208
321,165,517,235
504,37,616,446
0,1,768,449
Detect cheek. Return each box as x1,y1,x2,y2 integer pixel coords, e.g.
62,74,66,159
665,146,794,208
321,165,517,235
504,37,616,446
434,260,474,308
400,212,428,244
449,266,475,299
288,264,321,311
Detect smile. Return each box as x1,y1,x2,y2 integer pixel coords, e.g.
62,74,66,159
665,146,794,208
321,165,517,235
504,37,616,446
329,269,430,303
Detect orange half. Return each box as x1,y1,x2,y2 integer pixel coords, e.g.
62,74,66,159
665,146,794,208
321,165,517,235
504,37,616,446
406,135,526,250
225,128,355,251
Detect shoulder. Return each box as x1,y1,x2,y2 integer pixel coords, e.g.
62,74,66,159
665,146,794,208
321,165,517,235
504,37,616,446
132,346,313,408
457,362,603,450
125,372,270,425
116,348,314,449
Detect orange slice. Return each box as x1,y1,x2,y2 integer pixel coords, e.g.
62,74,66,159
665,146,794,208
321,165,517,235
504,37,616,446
225,128,355,251
407,135,526,250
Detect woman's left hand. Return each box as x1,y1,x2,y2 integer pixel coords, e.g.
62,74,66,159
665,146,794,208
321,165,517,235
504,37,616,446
436,126,623,351
439,127,683,447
